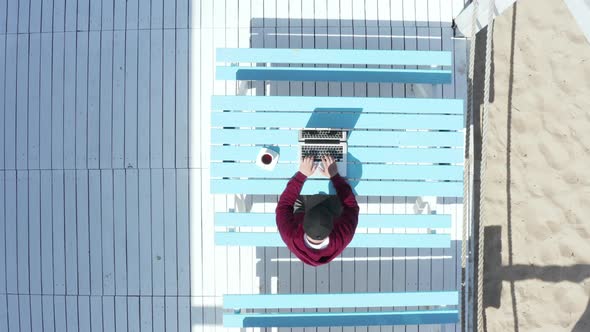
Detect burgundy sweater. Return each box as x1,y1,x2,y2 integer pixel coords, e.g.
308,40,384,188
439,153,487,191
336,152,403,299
276,172,359,266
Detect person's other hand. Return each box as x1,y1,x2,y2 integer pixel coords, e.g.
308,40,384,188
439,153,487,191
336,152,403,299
299,156,317,177
320,155,338,178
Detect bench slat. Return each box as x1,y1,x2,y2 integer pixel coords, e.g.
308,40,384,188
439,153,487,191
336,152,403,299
211,111,463,130
211,179,463,197
211,96,464,115
223,310,459,328
211,146,463,164
216,48,453,66
215,232,451,248
223,292,459,309
210,163,463,181
211,129,464,147
215,213,452,228
217,66,452,84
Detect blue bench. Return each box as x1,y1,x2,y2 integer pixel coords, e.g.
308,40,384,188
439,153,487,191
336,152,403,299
215,212,452,248
216,48,453,83
223,291,459,327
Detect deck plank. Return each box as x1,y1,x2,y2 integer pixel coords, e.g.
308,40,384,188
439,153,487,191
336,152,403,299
125,30,139,169
77,171,91,296
75,32,89,169
101,170,116,295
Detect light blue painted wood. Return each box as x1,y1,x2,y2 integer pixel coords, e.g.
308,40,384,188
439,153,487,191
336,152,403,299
225,291,458,309
140,297,153,331
4,172,17,293
216,232,451,248
42,296,54,332
103,297,116,332
112,31,126,168
5,35,17,169
138,0,151,28
16,173,30,294
39,34,52,169
87,31,100,169
151,169,165,296
5,0,17,32
7,295,19,331
152,297,166,332
88,170,102,295
28,172,42,294
164,170,178,295
164,0,176,28
0,174,5,293
113,170,127,295
216,212,452,228
76,174,90,297
28,34,41,169
151,0,164,28
217,66,452,84
30,296,43,332
150,29,164,168
217,48,452,66
127,0,139,29
40,171,53,294
138,170,153,296
176,29,190,168
114,0,127,30
165,298,178,331
126,170,140,295
66,296,79,332
54,296,66,332
53,0,65,31
75,32,89,169
0,34,5,168
99,31,114,169
64,0,76,31
16,35,29,170
89,0,100,30
19,295,31,332
115,297,128,332
178,298,191,332
211,129,464,147
29,0,42,32
90,297,103,332
137,30,151,169
128,297,140,332
78,296,91,332
176,170,190,296
0,295,7,331
211,111,463,130
101,170,115,295
0,0,6,34
163,30,176,168
211,178,463,197
177,0,189,28
78,0,89,30
63,32,77,169
64,171,78,295
211,96,464,114
224,310,459,327
51,171,66,294
210,163,463,181
125,30,139,168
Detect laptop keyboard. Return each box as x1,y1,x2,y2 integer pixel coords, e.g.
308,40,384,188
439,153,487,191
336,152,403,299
301,145,344,162
300,130,344,140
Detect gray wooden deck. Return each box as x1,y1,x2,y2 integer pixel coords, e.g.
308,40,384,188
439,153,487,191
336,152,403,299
0,0,468,331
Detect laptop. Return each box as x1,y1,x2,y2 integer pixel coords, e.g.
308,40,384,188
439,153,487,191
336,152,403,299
298,129,348,177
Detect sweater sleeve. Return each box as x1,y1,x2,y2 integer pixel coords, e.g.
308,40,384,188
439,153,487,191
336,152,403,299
330,174,359,245
276,172,307,241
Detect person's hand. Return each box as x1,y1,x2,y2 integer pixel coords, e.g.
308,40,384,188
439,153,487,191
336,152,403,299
320,155,338,178
299,156,317,177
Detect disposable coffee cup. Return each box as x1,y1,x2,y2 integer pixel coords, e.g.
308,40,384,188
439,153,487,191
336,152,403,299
256,148,279,171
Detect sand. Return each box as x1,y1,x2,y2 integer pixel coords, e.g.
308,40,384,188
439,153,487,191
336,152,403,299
478,0,590,331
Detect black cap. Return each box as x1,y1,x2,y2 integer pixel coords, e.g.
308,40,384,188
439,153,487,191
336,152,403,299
303,204,334,241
